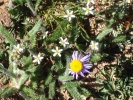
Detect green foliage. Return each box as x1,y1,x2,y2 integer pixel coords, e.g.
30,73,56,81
61,81,81,89
22,87,36,98
96,27,113,41
19,91,31,100
0,72,9,84
0,0,133,99
27,19,42,37
14,0,26,6
35,0,42,11
90,53,102,63
26,0,36,16
58,76,74,82
0,63,15,78
44,71,53,85
48,80,55,99
46,20,69,44
22,56,32,69
0,86,17,98
78,87,91,97
112,35,126,43
67,87,84,100
0,24,16,46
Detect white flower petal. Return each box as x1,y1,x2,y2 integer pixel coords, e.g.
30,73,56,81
66,10,69,14
68,17,72,21
82,7,86,10
53,53,56,57
71,15,75,18
52,49,56,52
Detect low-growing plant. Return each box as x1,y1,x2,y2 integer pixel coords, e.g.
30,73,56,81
0,0,133,100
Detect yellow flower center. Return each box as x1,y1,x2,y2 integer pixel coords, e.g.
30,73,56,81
70,60,83,73
91,44,95,49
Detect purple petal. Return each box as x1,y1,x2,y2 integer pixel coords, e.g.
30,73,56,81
83,64,92,69
72,51,78,59
79,72,85,77
72,51,76,59
72,73,75,78
74,51,78,59
80,54,90,62
82,69,90,73
75,73,78,79
77,53,82,59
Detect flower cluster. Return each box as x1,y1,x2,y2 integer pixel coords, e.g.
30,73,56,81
11,44,24,61
63,0,94,22
51,37,69,57
12,44,23,54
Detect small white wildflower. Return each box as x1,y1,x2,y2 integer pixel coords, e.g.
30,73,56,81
59,37,69,47
82,6,94,15
64,10,75,21
87,0,95,6
13,44,23,54
52,47,63,57
89,41,99,51
33,53,44,64
42,31,48,39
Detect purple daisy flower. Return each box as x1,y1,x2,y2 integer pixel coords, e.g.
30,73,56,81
69,51,92,79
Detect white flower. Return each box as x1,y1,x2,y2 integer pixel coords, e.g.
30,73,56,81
42,31,48,39
52,47,63,57
87,0,95,6
59,37,69,47
64,10,75,21
13,44,23,54
33,53,44,64
89,41,99,51
82,6,94,15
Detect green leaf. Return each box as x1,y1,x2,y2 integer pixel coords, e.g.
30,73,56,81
61,81,81,89
96,27,113,41
27,19,42,37
67,87,83,100
22,56,32,69
22,87,36,97
90,53,101,63
58,76,74,82
0,63,16,78
48,81,55,99
35,0,42,10
0,24,16,46
78,87,91,97
0,87,17,98
18,72,29,87
112,35,126,43
39,94,46,100
45,71,53,85
14,0,26,6
19,91,31,100
27,66,38,73
26,0,36,16
64,55,71,76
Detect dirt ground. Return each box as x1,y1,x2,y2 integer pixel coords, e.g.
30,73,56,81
0,0,12,27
